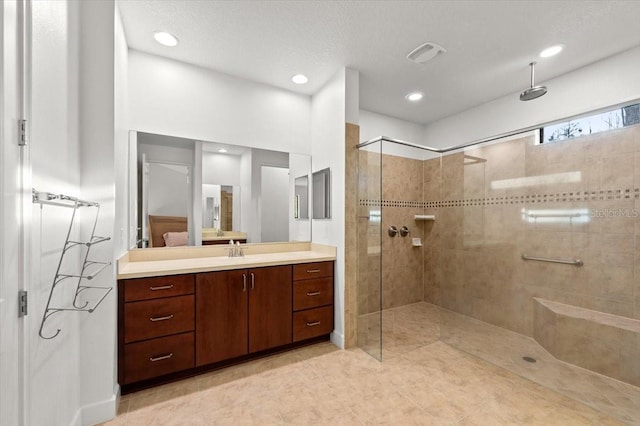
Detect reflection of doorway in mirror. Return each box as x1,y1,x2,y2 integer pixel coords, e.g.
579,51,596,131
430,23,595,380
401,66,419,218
142,161,190,247
260,166,289,242
221,186,233,231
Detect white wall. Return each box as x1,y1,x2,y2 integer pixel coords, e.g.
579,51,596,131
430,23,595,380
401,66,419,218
424,45,640,149
359,109,430,160
359,109,424,144
260,166,289,242
78,1,117,424
138,141,194,164
202,152,241,186
128,50,312,154
249,148,289,243
147,163,189,217
114,3,129,257
240,150,252,241
289,154,311,241
29,2,82,426
310,67,359,348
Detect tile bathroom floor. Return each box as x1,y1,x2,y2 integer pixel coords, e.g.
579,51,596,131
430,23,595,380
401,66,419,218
104,303,636,426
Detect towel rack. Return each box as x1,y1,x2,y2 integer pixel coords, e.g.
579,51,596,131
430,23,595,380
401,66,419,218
521,254,583,267
33,189,112,339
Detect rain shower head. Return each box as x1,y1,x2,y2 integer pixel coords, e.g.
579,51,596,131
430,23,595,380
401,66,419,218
520,62,547,101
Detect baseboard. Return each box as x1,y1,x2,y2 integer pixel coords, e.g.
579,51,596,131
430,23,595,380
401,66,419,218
330,330,344,349
77,384,119,426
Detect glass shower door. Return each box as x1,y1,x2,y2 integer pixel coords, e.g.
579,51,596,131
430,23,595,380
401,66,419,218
356,140,383,360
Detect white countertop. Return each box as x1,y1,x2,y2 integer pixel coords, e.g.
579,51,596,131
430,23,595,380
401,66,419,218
117,243,336,279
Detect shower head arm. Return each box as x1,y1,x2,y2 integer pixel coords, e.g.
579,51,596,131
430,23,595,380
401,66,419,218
529,62,536,88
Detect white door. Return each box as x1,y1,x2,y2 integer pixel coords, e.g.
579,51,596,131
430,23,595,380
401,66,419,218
1,1,27,425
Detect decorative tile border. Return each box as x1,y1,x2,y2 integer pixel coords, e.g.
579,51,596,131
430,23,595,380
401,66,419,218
359,187,639,208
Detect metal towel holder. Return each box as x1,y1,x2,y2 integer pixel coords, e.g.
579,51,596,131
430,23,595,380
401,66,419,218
33,189,112,339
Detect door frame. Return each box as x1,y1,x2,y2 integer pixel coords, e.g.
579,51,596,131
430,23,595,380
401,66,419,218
1,1,30,425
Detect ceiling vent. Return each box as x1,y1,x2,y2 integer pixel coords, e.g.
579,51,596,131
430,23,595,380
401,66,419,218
407,42,446,64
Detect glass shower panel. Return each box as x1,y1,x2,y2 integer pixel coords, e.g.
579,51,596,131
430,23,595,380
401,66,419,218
356,140,382,360
438,135,530,358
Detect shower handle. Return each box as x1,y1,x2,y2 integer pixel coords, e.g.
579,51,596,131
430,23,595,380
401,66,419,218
388,226,398,237
399,226,410,237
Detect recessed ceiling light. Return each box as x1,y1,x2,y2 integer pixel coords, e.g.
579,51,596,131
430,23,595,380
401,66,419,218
405,92,424,102
154,31,179,47
540,44,564,58
218,148,227,153
291,74,308,84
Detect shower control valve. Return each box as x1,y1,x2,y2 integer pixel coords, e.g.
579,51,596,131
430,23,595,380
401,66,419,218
399,226,410,237
388,226,398,237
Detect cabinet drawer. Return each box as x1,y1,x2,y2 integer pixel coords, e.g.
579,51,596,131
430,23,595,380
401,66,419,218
293,277,333,311
293,262,333,281
124,274,194,302
123,332,194,384
293,305,333,342
124,295,194,343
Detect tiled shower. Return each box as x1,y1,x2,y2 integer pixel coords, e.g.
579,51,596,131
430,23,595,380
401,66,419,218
356,125,640,423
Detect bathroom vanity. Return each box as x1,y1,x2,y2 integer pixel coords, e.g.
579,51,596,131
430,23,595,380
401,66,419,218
117,243,335,392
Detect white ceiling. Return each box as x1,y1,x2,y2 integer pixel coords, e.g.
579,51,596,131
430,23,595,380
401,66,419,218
118,0,640,125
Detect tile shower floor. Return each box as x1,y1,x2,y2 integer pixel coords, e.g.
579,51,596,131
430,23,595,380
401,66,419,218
104,303,638,425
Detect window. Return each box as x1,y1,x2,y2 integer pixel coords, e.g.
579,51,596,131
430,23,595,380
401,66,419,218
540,102,640,143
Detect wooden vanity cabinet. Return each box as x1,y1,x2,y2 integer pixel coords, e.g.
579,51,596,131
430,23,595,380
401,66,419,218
119,261,332,391
118,274,195,385
195,265,292,367
292,262,334,342
195,269,248,365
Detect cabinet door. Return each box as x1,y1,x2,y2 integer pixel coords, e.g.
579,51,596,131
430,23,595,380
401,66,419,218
248,265,293,353
196,270,248,366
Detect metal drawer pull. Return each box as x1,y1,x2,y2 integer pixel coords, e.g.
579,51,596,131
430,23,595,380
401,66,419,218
150,314,174,322
306,321,321,327
306,269,321,273
250,272,255,290
149,284,173,291
149,353,173,362
242,273,247,291
306,291,321,296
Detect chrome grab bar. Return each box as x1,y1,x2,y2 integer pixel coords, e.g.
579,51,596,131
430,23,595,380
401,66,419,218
521,254,583,267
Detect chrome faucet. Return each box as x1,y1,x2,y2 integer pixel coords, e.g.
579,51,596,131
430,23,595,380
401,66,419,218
228,241,245,257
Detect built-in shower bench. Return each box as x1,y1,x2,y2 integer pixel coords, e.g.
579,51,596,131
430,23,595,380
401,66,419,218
533,297,639,387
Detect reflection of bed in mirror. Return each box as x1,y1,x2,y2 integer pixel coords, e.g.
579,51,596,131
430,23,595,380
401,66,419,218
130,131,313,248
148,215,188,247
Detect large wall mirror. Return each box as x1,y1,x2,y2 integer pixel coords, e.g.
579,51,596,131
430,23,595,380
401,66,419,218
129,131,312,248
